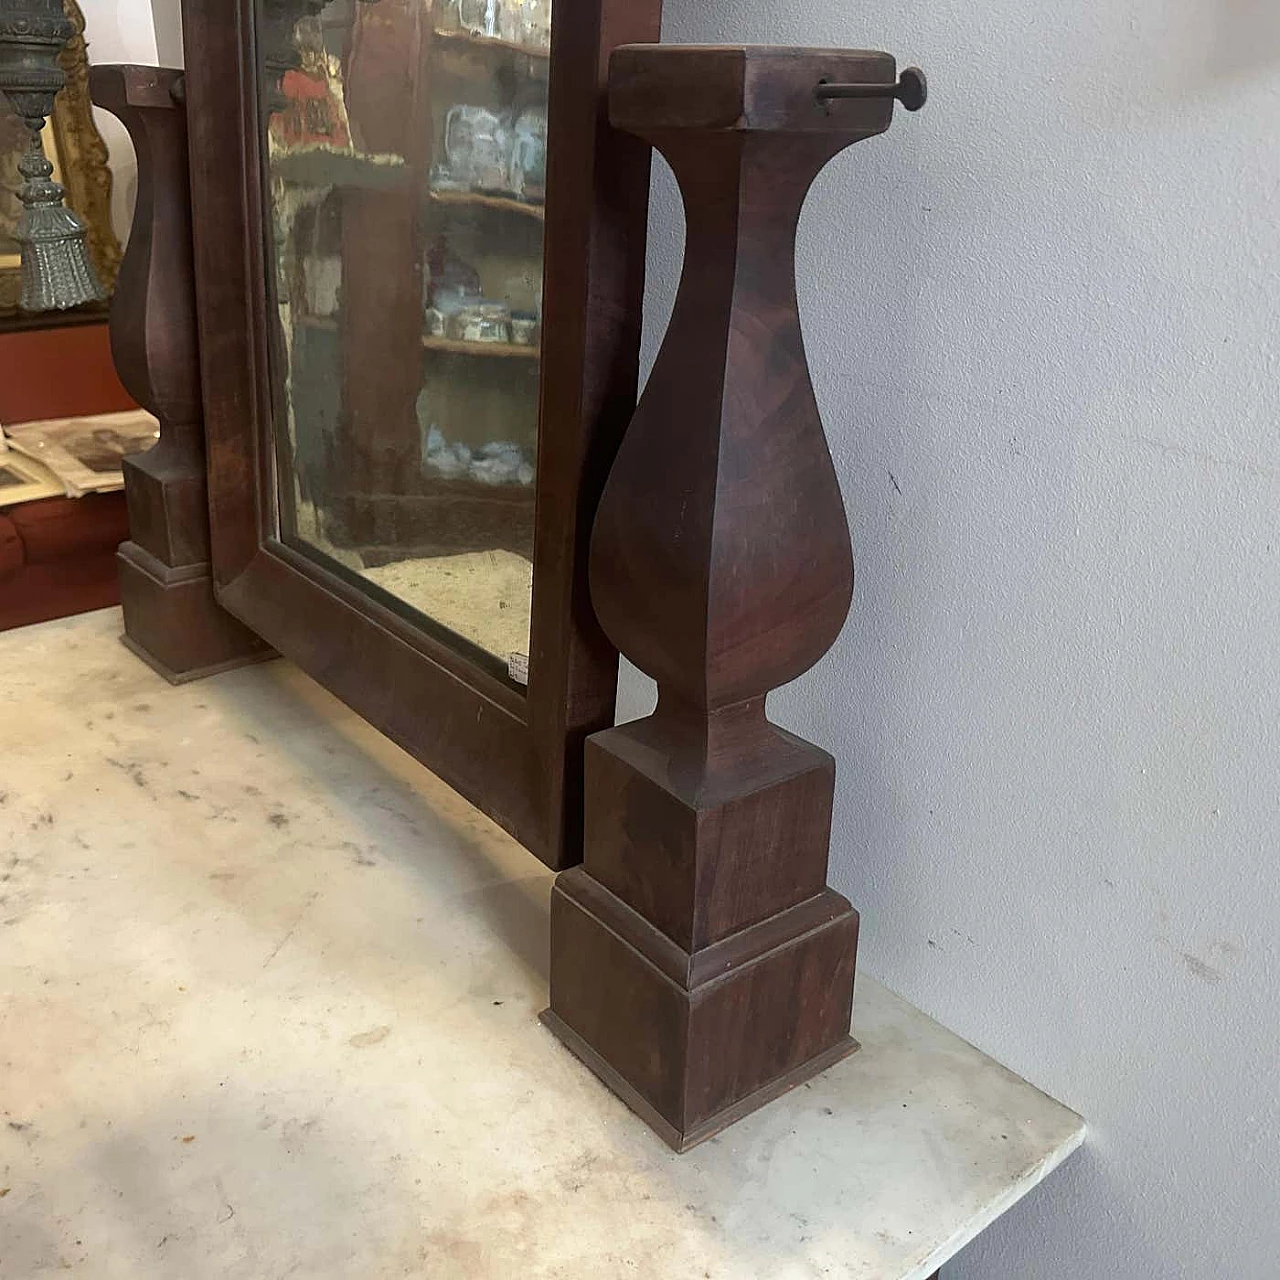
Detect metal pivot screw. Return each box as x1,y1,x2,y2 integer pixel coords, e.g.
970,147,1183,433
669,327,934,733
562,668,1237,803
815,67,928,113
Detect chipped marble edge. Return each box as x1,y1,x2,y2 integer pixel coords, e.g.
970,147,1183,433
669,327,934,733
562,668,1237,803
906,1116,1086,1279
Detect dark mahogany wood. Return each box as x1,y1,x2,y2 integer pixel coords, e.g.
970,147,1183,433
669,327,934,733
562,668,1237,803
89,65,272,684
180,0,662,867
544,45,918,1151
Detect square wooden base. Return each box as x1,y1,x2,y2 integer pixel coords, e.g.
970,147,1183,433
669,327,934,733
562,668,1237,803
541,1007,858,1153
118,541,273,685
546,866,859,1152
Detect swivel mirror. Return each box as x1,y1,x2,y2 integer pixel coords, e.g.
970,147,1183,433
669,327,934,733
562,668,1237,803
180,0,662,864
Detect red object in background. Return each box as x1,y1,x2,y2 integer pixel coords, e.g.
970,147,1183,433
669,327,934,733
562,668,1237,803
0,320,135,424
0,321,137,630
273,65,352,150
0,495,130,632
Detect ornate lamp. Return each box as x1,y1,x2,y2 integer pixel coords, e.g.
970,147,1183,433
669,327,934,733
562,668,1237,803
0,0,106,310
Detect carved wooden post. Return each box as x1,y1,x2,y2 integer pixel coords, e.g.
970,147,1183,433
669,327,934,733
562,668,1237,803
543,45,925,1151
90,65,271,683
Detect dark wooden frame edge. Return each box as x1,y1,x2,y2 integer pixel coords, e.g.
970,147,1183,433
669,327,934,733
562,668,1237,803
179,0,663,866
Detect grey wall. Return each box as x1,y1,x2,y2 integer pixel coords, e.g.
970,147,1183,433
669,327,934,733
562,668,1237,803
149,0,184,68
619,1,1280,1277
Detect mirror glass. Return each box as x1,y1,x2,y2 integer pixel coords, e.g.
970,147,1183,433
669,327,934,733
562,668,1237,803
256,0,551,683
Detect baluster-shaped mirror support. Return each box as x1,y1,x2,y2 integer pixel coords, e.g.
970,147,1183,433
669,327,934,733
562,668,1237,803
90,66,271,682
543,45,925,1151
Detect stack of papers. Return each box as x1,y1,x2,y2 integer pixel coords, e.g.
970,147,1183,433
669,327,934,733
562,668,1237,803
0,409,159,506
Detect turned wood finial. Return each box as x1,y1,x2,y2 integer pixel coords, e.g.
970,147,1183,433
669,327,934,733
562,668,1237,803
545,44,924,1152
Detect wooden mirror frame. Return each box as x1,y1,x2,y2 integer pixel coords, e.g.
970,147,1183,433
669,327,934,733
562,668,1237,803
180,0,662,867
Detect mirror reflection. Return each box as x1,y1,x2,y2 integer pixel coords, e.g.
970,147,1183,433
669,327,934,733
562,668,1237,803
258,0,551,682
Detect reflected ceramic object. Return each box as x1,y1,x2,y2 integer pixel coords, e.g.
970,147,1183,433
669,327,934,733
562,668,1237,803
445,105,512,192
304,255,342,318
424,425,536,488
509,110,547,201
448,0,549,50
429,162,469,193
456,0,500,37
510,312,540,346
423,424,471,480
425,239,481,308
472,440,525,485
445,306,473,341
497,0,525,43
524,0,552,50
461,301,512,344
432,282,484,340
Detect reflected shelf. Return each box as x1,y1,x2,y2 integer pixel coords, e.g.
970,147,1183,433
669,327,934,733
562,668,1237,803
427,189,546,222
422,334,541,359
431,27,551,61
270,146,411,191
292,317,541,362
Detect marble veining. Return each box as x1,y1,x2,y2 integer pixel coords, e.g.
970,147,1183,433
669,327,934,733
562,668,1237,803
0,609,1083,1279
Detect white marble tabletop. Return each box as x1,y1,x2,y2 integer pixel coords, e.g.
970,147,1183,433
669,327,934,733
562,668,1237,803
0,609,1083,1279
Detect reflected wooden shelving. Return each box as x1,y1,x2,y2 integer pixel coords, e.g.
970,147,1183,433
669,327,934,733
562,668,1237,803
422,334,540,359
270,145,411,191
292,317,540,360
431,27,551,61
427,189,545,222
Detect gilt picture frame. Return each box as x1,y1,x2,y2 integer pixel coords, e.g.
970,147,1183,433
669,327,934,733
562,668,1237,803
0,0,122,322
